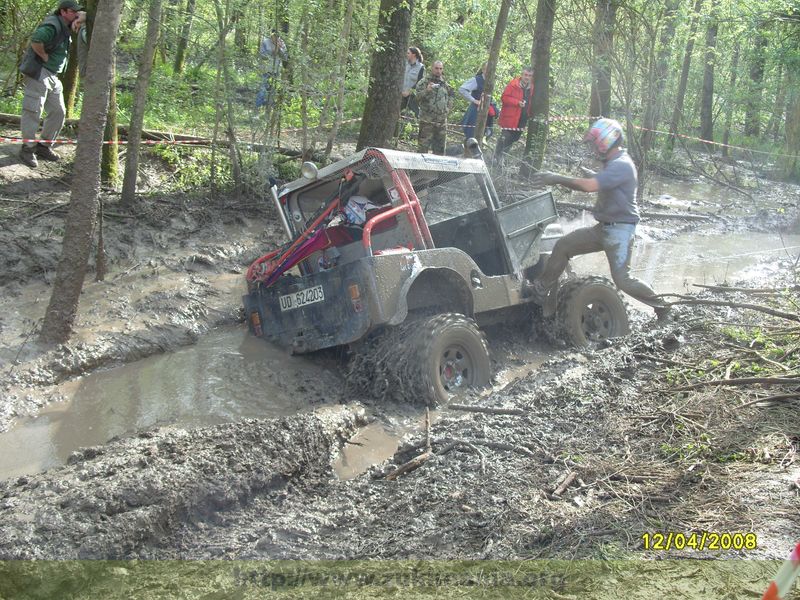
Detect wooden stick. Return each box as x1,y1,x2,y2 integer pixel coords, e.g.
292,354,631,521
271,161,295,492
737,393,800,409
384,451,432,481
692,283,799,294
662,295,800,323
448,403,525,416
552,471,577,497
670,376,800,391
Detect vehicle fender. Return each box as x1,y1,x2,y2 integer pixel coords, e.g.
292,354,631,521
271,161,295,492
388,266,474,325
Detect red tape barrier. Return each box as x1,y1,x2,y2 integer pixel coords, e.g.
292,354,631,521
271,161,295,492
3,112,792,158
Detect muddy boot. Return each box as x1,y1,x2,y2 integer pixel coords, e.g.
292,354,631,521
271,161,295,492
19,145,38,168
35,143,60,162
654,305,672,324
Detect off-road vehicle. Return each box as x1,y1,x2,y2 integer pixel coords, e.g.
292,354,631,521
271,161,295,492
243,142,629,404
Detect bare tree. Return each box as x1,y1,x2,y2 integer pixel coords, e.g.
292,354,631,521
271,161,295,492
173,0,196,73
665,0,704,156
356,0,413,150
473,0,512,144
745,24,769,137
39,0,124,345
524,0,557,170
122,0,163,208
589,0,618,120
699,0,718,152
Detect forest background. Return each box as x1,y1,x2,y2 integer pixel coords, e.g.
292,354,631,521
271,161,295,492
1,0,798,188
0,0,798,344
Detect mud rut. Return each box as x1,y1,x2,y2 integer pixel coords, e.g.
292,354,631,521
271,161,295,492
0,141,798,590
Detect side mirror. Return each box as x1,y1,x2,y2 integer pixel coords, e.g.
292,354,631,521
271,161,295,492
465,137,482,159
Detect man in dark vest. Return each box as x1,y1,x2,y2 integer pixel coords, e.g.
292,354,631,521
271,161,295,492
18,0,84,168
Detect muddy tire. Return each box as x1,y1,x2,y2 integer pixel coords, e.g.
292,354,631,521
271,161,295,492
346,313,490,405
549,276,629,347
403,313,491,405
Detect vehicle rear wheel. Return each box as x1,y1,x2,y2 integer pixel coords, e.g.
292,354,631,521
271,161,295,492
406,313,491,405
347,313,491,405
550,276,629,347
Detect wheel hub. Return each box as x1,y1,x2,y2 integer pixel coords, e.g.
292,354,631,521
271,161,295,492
581,301,615,341
440,346,471,390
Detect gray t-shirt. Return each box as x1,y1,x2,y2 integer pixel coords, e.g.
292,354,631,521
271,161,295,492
593,150,639,224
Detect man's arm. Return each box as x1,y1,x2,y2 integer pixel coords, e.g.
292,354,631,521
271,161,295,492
458,78,479,105
30,41,48,62
531,171,599,192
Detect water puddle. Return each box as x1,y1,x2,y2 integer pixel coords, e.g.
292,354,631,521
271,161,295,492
0,328,339,480
1,228,798,482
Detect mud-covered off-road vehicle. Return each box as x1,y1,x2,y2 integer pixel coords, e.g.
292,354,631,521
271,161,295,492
243,143,629,404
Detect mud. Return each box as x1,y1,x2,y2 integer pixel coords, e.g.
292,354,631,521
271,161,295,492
1,132,799,589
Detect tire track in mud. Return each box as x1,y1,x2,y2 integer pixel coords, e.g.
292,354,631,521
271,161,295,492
0,408,365,559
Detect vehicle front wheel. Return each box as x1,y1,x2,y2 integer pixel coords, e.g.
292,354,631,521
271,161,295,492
550,276,629,347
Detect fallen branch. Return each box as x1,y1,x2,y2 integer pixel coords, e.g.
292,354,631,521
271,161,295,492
384,451,432,481
448,403,525,416
670,376,800,391
662,295,800,323
692,283,799,294
737,393,800,409
632,353,697,369
552,471,577,497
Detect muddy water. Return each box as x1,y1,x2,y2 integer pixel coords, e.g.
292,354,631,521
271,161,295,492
0,328,340,480
2,230,798,482
568,221,800,312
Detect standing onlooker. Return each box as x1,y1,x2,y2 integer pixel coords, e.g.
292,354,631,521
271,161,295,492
18,0,85,168
415,60,454,155
401,47,424,118
529,118,671,322
493,67,533,165
458,63,498,140
257,29,288,109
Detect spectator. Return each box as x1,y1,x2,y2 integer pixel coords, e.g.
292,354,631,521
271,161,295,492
17,0,85,168
493,67,533,166
415,60,454,155
529,118,671,322
257,30,288,109
401,47,424,118
458,63,497,140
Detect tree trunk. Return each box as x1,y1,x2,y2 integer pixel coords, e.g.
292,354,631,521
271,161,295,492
39,0,124,346
101,58,119,185
299,15,311,159
588,0,617,120
665,0,704,156
744,26,769,137
473,0,512,144
61,32,81,118
523,0,556,171
640,0,679,153
173,0,196,74
324,0,356,160
356,0,413,150
721,42,739,158
766,63,786,141
699,0,718,153
782,67,799,181
121,0,162,209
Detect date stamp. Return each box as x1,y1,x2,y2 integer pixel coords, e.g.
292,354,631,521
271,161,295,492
642,531,758,551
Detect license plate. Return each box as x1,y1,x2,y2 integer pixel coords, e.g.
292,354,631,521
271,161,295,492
279,285,325,311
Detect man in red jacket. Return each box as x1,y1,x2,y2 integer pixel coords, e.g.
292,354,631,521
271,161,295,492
492,67,533,167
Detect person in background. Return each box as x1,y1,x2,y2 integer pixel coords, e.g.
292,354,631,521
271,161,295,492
415,60,454,155
493,66,533,165
458,63,498,140
401,47,424,118
17,0,85,168
257,29,288,109
529,118,671,322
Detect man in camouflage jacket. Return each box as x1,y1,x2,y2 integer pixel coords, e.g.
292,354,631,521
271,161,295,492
415,60,454,155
